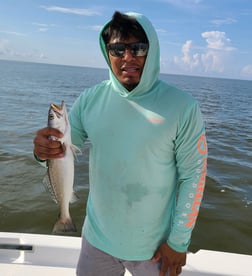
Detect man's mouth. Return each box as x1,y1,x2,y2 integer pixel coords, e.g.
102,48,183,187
122,66,139,73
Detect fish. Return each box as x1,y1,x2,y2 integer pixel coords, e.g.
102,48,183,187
43,101,79,234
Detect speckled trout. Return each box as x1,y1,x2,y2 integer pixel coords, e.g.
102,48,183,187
43,101,79,234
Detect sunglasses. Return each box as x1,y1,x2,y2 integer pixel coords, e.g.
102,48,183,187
107,42,149,57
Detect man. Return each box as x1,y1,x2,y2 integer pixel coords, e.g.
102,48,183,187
33,11,207,276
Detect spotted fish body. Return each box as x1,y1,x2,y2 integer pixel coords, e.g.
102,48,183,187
43,101,78,234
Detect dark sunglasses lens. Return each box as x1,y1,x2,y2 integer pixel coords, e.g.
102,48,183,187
108,43,148,57
131,43,148,56
109,44,126,57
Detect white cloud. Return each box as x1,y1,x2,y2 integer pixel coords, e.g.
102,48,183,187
33,23,48,27
162,0,203,7
202,31,235,51
156,28,168,34
38,28,48,32
32,23,56,33
0,38,47,61
173,40,201,73
39,53,47,59
160,0,205,11
181,40,200,68
241,65,252,78
41,6,101,16
0,30,26,37
201,50,224,73
0,39,10,55
84,25,103,31
210,18,237,26
173,31,236,75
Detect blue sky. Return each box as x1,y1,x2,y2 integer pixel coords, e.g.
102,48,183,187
0,0,252,80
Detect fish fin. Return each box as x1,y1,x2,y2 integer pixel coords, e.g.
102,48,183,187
71,144,82,153
52,216,77,234
70,144,82,161
43,172,58,204
70,191,79,204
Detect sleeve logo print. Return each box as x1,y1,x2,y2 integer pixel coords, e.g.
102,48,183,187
186,134,207,228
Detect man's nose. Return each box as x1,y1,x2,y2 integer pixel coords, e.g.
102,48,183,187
122,48,135,60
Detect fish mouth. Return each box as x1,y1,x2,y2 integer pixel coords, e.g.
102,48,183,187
49,101,65,119
51,101,64,111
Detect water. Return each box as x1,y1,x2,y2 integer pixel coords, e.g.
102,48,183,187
0,60,251,255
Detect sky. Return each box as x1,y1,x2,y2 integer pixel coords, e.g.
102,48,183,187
0,0,252,80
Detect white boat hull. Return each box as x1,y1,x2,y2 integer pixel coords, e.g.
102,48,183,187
0,232,251,276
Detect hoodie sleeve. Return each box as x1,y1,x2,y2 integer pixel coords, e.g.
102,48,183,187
167,102,208,252
69,92,88,148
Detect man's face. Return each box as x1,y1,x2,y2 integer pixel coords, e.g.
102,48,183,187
108,36,147,91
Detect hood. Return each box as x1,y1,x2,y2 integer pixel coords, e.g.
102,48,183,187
99,12,160,98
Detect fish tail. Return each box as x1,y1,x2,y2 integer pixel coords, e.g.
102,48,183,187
70,191,79,203
52,216,77,234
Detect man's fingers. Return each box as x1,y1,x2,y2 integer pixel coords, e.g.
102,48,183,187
35,143,64,159
176,266,182,274
33,127,65,160
151,251,161,262
167,265,177,276
159,258,169,276
37,127,63,139
152,242,186,276
159,263,183,276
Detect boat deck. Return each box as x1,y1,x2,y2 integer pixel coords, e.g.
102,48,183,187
0,232,251,275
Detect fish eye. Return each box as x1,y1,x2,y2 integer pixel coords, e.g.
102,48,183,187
49,113,54,120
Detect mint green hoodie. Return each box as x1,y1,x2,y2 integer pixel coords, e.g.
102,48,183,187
69,12,207,260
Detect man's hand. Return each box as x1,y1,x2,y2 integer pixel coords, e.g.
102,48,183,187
151,242,186,276
33,127,64,160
